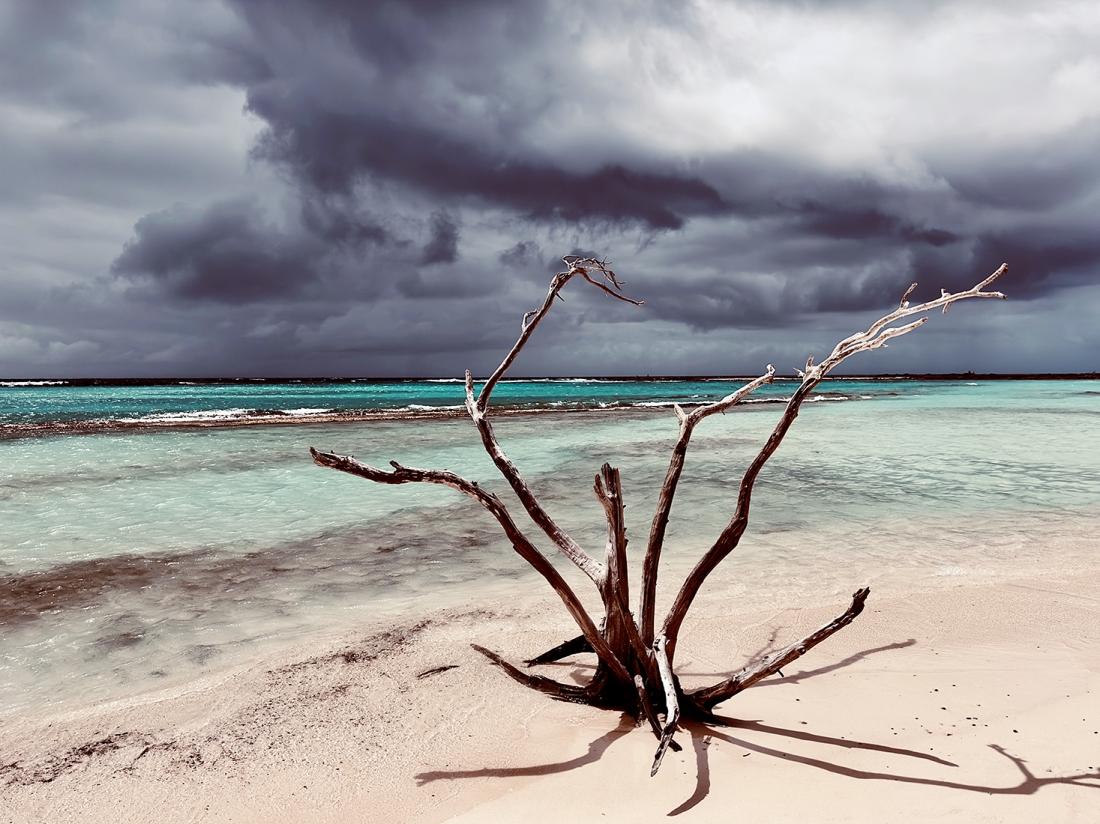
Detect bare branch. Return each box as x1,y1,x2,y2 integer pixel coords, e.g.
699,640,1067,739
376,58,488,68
594,465,630,609
476,257,641,412
310,448,632,684
639,365,776,645
465,372,605,582
661,265,1008,656
459,260,644,585
689,588,870,710
594,464,660,683
577,263,645,307
524,634,593,667
819,264,1008,377
310,257,1008,774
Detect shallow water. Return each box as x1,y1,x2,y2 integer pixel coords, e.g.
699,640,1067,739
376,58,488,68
2,379,1099,716
0,377,807,430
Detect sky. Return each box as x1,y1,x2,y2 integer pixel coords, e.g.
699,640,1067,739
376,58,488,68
2,0,1099,379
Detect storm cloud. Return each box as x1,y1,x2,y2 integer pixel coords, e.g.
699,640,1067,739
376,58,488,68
2,0,1100,377
112,199,323,302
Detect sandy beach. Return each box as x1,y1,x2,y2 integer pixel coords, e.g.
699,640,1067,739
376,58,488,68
3,565,1099,824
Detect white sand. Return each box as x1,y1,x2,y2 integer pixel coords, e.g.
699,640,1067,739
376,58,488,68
3,570,1100,823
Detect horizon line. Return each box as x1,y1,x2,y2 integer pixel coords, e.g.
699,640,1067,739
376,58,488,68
3,371,1099,385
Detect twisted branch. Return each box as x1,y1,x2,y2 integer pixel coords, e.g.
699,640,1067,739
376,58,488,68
660,266,1007,658
688,587,870,711
309,448,632,685
639,366,777,645
311,257,1008,773
464,258,643,585
650,635,680,776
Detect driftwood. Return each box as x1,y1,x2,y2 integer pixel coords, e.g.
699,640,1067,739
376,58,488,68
312,255,1007,774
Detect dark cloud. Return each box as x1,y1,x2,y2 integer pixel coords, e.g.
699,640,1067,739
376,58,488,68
795,202,959,247
419,211,459,265
934,123,1100,212
298,199,386,246
498,241,542,268
248,107,726,230
225,0,727,230
111,200,324,303
118,0,1100,316
949,233,1100,298
633,263,909,332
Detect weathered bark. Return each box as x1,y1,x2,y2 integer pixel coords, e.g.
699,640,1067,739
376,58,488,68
471,644,598,704
660,265,1007,660
308,448,632,688
312,256,1007,774
524,634,592,667
686,587,870,713
639,369,776,647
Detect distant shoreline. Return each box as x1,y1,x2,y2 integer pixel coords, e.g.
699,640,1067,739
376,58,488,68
0,402,748,441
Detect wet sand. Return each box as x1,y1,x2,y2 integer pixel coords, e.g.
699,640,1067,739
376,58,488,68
3,569,1100,823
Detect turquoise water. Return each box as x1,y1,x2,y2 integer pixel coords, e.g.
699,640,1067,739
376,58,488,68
0,377,870,432
2,379,1099,715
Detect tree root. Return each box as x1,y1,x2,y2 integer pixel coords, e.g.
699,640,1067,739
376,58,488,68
472,644,597,704
524,634,593,667
688,587,870,711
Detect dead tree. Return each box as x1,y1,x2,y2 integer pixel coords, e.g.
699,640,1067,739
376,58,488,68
312,256,1007,775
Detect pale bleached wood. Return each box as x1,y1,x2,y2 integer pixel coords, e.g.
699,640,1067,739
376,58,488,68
475,257,642,415
465,371,604,583
462,258,642,585
594,464,658,685
650,634,680,776
639,367,776,645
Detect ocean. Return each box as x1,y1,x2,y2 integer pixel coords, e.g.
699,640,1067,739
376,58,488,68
2,377,1099,717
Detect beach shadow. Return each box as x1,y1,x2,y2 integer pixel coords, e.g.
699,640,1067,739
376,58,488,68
704,730,1100,792
701,723,1100,796
416,707,1100,812
667,726,711,816
419,634,1100,812
711,716,956,765
764,639,918,685
664,716,958,816
663,715,1100,815
675,639,917,684
414,713,635,785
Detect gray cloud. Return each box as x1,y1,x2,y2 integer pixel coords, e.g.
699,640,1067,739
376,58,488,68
249,108,727,230
499,241,542,269
111,199,322,303
3,0,1100,377
419,211,459,266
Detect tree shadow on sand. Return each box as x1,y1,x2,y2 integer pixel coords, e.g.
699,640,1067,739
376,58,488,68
665,718,1100,816
674,639,918,685
415,640,1100,814
414,715,636,785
